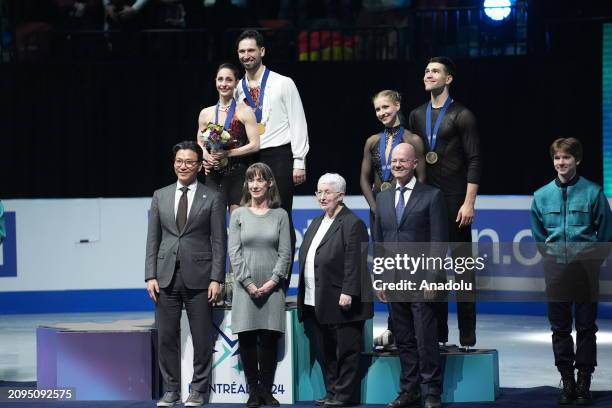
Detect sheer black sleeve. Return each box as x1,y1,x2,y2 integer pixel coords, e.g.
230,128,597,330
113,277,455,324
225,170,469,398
456,108,481,185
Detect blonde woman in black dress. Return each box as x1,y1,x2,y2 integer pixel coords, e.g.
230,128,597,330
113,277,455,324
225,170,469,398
360,89,425,218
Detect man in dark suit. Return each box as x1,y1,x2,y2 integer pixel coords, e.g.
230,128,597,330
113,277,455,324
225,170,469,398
297,173,373,407
374,143,448,408
145,141,227,407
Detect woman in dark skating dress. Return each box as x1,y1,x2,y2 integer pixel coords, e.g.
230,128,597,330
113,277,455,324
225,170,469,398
197,62,260,212
360,90,425,221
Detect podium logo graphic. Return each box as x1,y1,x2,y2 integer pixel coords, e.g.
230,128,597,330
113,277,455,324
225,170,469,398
212,322,242,372
0,211,17,277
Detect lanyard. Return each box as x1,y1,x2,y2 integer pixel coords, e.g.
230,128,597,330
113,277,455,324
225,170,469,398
425,96,453,151
379,127,404,181
241,67,270,123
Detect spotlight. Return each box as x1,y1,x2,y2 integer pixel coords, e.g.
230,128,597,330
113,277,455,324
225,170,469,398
483,0,512,21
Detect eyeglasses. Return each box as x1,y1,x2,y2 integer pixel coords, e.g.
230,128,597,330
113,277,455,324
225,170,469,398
315,191,341,198
174,159,201,169
390,158,415,165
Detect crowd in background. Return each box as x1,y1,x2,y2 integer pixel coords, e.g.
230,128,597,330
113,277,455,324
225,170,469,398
6,1,480,32
1,0,531,63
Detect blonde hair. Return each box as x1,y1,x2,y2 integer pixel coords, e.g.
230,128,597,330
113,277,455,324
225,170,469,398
372,89,401,104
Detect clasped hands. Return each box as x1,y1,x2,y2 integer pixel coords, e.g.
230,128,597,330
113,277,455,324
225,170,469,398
246,280,277,299
202,150,229,174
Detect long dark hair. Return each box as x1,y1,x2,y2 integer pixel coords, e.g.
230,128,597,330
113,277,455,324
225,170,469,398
240,162,281,208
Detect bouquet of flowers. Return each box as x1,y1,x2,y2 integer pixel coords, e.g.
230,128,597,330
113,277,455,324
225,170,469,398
199,123,237,168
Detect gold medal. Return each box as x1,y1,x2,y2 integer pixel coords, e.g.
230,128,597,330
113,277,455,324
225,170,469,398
258,123,266,135
426,151,438,164
380,182,393,191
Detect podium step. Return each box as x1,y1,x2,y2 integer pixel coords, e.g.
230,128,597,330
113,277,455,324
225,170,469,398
362,349,500,403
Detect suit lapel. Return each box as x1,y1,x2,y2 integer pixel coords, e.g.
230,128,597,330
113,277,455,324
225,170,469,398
317,216,342,248
317,206,349,249
384,188,399,228
167,185,180,235
182,183,206,235
299,205,347,268
300,215,323,271
399,181,423,227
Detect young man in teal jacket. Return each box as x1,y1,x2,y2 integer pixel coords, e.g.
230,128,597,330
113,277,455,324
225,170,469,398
530,138,612,405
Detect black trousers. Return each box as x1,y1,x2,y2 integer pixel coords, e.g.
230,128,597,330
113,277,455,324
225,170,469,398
432,195,477,344
303,306,365,403
258,144,297,274
156,267,213,393
389,302,442,397
238,330,281,390
545,260,599,373
370,209,395,334
547,302,598,373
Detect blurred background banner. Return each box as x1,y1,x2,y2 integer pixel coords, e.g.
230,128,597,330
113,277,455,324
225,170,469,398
1,196,611,314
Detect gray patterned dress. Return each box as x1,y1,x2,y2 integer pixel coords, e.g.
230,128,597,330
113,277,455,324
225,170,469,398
228,206,292,334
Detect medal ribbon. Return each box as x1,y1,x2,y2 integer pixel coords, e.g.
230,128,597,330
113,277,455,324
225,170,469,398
241,67,270,123
379,126,405,182
425,96,453,152
214,98,237,130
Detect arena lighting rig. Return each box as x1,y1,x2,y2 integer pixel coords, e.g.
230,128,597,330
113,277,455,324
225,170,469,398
483,0,513,21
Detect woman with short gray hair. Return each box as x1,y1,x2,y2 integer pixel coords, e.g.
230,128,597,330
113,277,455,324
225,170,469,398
297,173,373,406
317,173,346,195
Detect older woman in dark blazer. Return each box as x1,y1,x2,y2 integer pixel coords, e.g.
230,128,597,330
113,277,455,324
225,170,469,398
297,173,373,407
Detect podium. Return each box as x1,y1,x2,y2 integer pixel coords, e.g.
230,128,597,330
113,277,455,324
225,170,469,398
180,304,296,403
37,306,499,403
362,349,500,403
292,314,373,402
292,313,499,404
36,320,158,400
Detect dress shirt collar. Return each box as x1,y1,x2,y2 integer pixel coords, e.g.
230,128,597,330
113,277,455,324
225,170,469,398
176,179,198,192
245,65,268,86
395,176,416,191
